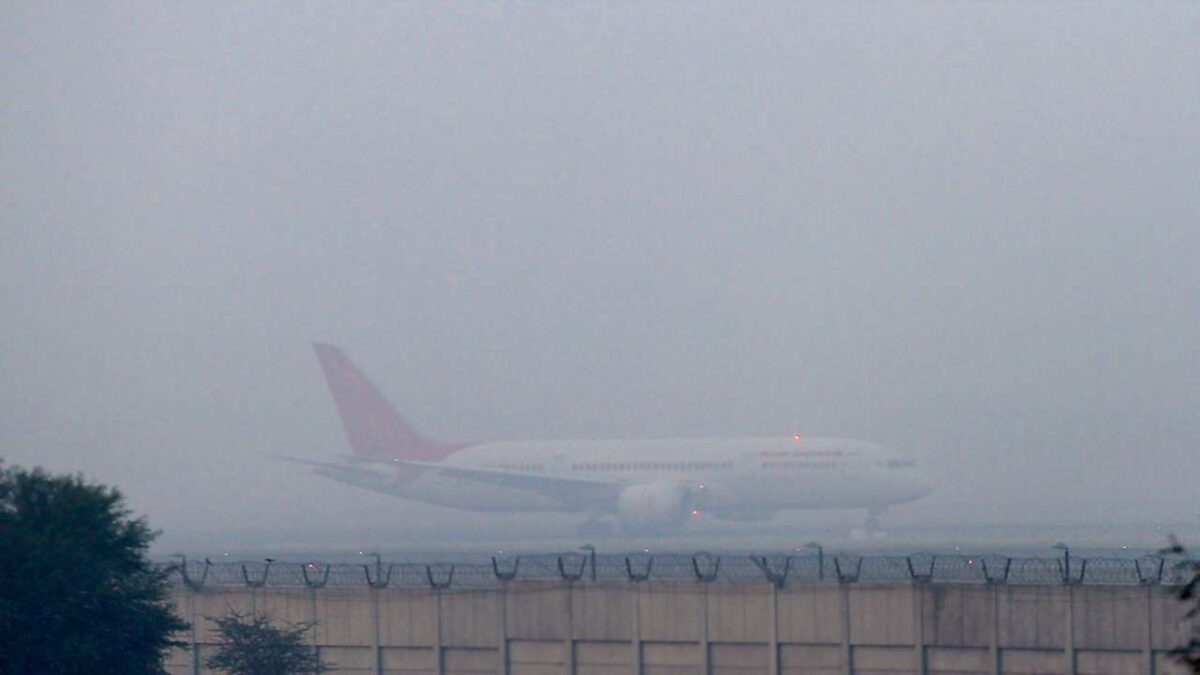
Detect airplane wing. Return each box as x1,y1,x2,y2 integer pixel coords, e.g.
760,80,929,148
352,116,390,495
400,459,624,507
272,455,398,490
273,455,368,471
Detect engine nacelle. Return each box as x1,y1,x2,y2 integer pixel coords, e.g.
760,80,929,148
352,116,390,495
616,481,691,531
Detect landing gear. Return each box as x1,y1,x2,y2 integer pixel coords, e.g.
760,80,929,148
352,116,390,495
850,508,888,540
577,519,614,538
864,507,886,533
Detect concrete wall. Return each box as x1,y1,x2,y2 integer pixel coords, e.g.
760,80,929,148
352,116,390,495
165,581,1195,675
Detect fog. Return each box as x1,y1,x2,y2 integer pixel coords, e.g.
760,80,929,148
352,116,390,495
2,3,1197,548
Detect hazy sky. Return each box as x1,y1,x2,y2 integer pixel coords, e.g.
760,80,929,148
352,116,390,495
3,2,1197,536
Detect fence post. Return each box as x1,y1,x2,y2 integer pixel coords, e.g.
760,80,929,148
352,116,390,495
364,562,393,589
434,588,443,675
1065,584,1076,675
770,582,780,675
302,563,330,589
840,578,852,675
1142,584,1153,675
493,556,520,581
242,560,272,588
989,583,1000,675
563,582,574,675
186,586,199,675
913,579,926,675
693,553,721,582
751,555,792,589
558,555,586,581
310,585,319,668
426,565,455,590
700,583,709,675
625,556,653,582
372,583,382,675
499,582,510,675
631,583,642,675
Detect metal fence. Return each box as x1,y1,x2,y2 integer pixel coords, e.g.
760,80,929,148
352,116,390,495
163,552,1196,590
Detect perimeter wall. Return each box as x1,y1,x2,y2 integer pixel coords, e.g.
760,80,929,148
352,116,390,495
165,579,1195,675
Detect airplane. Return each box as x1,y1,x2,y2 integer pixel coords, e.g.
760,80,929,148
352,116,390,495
289,343,933,535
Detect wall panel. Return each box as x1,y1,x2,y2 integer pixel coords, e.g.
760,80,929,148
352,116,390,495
711,642,769,675
780,643,842,675
443,646,498,675
319,645,374,674
925,646,989,674
853,645,916,675
643,640,703,675
382,645,435,675
1000,648,1066,675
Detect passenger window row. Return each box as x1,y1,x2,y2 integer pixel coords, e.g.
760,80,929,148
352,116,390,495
569,460,735,472
761,460,837,469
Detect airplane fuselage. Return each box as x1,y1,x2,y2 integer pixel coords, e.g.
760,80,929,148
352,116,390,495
318,436,931,517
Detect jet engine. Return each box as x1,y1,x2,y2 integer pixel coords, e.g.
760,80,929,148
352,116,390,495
616,481,691,531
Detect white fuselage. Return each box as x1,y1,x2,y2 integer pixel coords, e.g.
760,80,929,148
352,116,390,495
336,436,931,518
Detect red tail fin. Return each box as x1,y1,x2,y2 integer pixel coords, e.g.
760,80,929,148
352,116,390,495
312,343,460,461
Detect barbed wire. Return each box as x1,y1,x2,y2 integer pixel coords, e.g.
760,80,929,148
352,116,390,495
161,552,1195,591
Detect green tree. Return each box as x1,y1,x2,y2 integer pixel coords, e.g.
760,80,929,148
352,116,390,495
204,611,328,675
0,462,188,674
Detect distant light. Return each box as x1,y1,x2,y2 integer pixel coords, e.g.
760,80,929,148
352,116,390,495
793,434,803,441
967,559,976,566
307,562,317,569
691,509,700,517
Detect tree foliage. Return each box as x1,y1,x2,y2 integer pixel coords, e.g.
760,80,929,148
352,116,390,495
205,611,328,675
0,462,188,675
1165,536,1200,673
